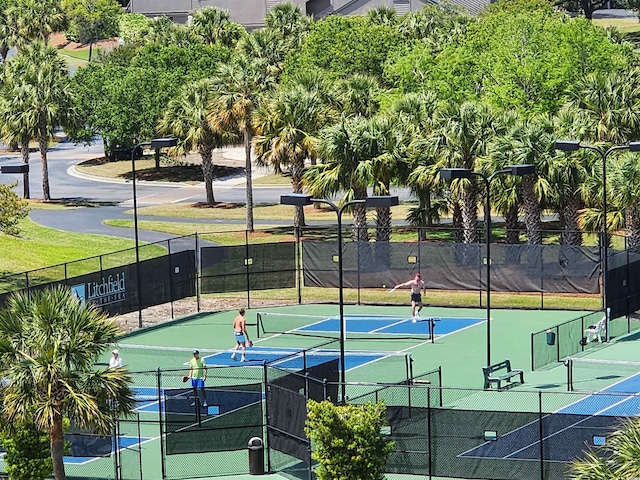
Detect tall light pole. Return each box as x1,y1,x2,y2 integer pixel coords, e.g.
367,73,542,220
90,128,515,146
131,137,177,327
554,140,640,316
280,193,399,402
440,165,535,366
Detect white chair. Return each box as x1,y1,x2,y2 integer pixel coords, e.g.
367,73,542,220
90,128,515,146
584,308,610,343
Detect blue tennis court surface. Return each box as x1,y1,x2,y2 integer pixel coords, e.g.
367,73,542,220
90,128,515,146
461,372,640,462
64,435,151,464
299,314,483,336
199,345,390,370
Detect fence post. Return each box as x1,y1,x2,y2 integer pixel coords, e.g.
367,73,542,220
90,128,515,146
245,230,251,309
168,240,175,320
158,368,166,479
539,390,544,480
113,416,120,480
196,233,201,313
296,226,302,305
263,361,272,473
427,386,433,480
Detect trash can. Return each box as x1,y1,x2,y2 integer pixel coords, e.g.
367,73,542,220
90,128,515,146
248,437,265,475
546,329,556,346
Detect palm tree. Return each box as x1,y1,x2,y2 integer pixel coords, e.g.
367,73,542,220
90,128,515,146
432,101,497,243
335,74,381,119
366,6,398,26
3,42,77,201
235,28,288,81
0,286,135,480
6,0,65,45
0,83,35,198
392,91,441,235
0,0,15,62
571,418,640,478
208,56,275,231
398,3,470,52
608,152,640,248
305,116,393,242
190,6,244,48
568,70,640,145
264,1,312,43
253,84,331,226
159,79,234,205
505,116,554,246
367,115,407,242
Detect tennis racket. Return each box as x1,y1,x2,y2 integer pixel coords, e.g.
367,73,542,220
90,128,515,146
388,287,397,293
182,375,189,383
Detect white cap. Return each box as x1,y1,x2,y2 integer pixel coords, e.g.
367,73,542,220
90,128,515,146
112,349,119,355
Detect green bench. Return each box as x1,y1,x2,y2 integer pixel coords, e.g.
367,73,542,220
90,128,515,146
483,359,524,390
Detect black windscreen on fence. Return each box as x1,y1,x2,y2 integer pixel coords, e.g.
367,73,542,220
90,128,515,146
269,359,339,402
200,242,296,293
164,383,263,455
302,241,600,294
64,250,196,316
607,248,640,319
267,383,308,462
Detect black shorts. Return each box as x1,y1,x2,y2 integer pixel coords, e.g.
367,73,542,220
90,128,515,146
411,293,422,303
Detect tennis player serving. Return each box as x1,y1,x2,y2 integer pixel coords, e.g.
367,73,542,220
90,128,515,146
392,273,426,320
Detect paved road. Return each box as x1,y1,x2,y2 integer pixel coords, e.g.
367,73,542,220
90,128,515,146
0,139,412,238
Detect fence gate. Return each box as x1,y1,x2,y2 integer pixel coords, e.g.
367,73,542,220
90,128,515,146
116,412,143,480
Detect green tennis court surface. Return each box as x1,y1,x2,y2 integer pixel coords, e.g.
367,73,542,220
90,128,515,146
66,304,617,480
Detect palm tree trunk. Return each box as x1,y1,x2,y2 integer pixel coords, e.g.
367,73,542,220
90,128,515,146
200,148,216,204
39,135,51,201
292,155,305,227
352,188,369,242
452,200,463,243
375,206,392,242
21,141,30,199
505,205,520,245
244,128,254,232
50,414,66,480
626,206,640,249
462,183,479,244
521,176,541,244
560,193,583,246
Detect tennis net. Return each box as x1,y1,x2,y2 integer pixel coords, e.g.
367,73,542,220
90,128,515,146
256,312,435,343
566,357,640,392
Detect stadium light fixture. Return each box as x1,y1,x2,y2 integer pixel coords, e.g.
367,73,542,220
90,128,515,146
280,194,399,402
440,165,535,367
132,137,177,328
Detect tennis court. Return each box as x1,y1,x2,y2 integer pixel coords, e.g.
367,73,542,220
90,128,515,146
55,304,608,480
276,313,484,338
461,363,640,463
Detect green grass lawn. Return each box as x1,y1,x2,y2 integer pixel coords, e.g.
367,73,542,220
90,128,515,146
593,16,640,32
0,216,157,276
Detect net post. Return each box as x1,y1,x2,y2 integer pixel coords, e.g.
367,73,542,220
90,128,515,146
567,358,573,391
263,361,272,474
530,332,534,371
256,313,262,339
438,366,443,407
431,317,435,343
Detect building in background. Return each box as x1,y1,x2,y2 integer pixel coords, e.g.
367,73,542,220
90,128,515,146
125,0,488,30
